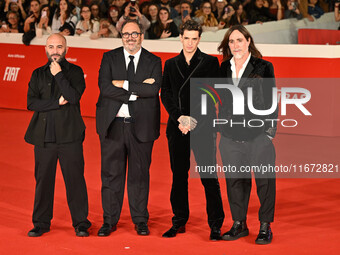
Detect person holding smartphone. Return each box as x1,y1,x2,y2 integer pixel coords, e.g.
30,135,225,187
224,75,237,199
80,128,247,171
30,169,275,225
36,5,53,37
2,0,27,24
173,0,200,33
116,1,151,34
284,0,303,19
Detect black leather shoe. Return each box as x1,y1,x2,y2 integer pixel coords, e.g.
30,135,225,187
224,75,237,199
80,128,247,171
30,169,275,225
255,222,273,245
210,227,222,241
135,222,150,236
75,226,89,237
222,221,249,241
162,225,186,238
27,226,50,237
97,223,117,237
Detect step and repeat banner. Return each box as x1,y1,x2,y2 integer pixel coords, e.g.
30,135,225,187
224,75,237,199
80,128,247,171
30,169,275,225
0,35,339,137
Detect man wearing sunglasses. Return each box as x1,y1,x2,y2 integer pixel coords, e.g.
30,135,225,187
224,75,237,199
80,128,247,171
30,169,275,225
96,19,162,237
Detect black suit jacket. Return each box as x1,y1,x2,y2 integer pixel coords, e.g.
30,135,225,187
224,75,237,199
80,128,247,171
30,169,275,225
96,47,162,142
219,56,278,141
161,48,219,136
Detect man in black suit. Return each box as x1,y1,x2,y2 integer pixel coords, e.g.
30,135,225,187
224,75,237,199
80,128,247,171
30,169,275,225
96,19,162,236
25,34,91,237
217,25,278,245
161,20,224,241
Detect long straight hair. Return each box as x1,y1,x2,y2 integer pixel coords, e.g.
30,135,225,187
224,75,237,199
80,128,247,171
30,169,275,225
217,25,262,62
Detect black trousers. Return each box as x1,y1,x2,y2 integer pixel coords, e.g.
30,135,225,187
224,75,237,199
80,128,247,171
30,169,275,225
219,133,276,223
100,120,153,226
32,141,91,229
167,127,225,229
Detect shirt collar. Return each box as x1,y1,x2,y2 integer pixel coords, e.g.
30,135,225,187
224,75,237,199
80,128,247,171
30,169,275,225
123,48,142,64
230,52,251,71
179,48,201,66
43,58,69,70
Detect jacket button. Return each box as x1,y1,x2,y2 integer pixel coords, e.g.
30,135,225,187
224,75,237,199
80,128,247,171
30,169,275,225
43,118,46,121
47,83,51,86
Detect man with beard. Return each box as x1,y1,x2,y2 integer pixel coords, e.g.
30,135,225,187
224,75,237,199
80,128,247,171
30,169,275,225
96,20,162,237
217,25,277,245
25,34,91,237
161,20,224,240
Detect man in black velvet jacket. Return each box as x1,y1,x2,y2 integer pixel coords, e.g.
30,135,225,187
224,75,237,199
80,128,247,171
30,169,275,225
217,25,278,245
25,34,91,237
161,20,224,241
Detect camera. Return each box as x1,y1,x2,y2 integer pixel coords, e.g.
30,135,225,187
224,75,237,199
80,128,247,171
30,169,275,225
129,0,137,17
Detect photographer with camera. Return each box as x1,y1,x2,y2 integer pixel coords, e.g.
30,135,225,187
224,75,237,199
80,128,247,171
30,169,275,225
284,0,303,19
116,0,150,34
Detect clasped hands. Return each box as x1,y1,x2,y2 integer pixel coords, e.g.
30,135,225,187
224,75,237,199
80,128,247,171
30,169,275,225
178,115,197,135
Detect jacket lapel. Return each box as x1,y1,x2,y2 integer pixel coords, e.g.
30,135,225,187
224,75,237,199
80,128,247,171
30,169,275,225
114,47,128,80
134,48,151,82
238,56,254,90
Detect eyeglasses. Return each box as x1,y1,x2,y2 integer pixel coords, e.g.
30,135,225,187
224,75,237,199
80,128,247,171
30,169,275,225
121,32,142,38
82,10,91,13
203,6,211,9
91,8,99,11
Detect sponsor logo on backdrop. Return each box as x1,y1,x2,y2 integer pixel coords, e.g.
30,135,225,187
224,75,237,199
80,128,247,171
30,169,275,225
7,54,25,59
3,67,21,82
66,58,77,62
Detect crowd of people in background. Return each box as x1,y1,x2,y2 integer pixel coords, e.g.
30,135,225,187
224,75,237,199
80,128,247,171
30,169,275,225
0,0,338,43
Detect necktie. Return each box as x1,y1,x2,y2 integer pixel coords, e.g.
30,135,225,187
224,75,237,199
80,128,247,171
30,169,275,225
127,55,135,82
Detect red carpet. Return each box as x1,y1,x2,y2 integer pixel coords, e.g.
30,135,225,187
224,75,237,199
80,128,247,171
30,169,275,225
0,108,339,254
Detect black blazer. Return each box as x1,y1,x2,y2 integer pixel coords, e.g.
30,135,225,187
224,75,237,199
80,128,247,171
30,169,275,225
219,56,278,140
161,49,219,135
96,47,162,143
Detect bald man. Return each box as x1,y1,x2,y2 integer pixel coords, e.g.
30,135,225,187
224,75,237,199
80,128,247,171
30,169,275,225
25,34,91,237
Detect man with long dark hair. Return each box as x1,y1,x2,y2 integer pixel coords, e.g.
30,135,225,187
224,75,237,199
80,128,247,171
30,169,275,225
217,25,277,245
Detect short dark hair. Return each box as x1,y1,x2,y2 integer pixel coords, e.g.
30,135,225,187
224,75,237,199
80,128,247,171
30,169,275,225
180,20,202,37
180,0,193,10
121,19,144,34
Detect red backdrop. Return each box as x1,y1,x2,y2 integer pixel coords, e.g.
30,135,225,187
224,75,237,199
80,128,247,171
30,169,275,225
1,43,339,136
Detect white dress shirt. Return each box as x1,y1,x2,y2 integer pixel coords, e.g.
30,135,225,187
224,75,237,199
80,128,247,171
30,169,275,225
230,53,251,86
116,48,142,117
